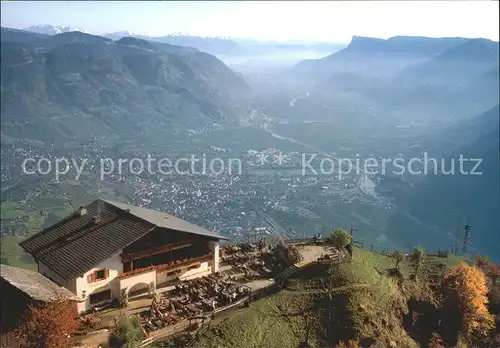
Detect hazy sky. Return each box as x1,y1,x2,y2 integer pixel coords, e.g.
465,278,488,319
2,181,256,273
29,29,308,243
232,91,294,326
1,1,499,42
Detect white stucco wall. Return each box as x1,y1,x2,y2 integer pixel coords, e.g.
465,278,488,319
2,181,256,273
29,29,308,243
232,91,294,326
208,241,220,273
120,270,156,296
179,261,211,281
74,252,123,313
156,269,180,286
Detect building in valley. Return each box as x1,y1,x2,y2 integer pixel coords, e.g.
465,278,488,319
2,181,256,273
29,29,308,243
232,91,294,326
19,199,228,314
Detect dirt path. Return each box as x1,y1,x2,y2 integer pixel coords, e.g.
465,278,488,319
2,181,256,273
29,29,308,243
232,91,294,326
76,330,109,348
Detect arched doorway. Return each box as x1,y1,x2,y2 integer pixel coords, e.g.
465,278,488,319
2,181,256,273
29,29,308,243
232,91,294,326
128,282,150,298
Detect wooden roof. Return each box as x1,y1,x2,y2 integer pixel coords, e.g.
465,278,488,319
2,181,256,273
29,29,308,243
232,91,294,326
0,264,79,302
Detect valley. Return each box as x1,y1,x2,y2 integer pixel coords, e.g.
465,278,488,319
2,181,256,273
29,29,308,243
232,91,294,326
1,27,499,271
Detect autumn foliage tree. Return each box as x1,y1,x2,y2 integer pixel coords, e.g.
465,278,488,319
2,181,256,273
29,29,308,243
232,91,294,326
15,297,78,348
441,263,495,346
427,332,445,348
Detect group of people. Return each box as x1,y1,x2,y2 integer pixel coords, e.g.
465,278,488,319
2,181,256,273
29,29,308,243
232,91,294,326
313,233,323,243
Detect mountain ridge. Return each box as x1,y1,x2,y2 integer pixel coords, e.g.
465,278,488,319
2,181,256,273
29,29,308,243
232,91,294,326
0,28,250,145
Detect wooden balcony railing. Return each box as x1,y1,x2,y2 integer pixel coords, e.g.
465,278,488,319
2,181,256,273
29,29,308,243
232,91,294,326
121,241,193,262
119,253,213,279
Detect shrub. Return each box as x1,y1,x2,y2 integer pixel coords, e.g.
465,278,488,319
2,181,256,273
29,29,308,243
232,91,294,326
428,332,445,348
329,229,352,249
391,250,405,270
441,263,495,345
409,246,425,279
108,315,144,348
334,339,360,348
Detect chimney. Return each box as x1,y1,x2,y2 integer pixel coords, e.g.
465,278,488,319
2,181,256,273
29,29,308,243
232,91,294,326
93,200,103,224
79,207,87,216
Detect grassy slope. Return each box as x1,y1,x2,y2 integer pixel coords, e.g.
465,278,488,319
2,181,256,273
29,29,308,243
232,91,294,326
195,248,469,348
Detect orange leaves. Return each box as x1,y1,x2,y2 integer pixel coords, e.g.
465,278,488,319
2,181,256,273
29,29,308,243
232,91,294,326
442,263,495,342
428,332,445,348
16,297,78,348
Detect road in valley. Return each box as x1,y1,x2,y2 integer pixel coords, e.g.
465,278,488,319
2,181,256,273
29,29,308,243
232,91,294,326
289,91,310,107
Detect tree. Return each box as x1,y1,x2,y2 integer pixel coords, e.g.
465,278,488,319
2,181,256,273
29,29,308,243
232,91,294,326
329,228,352,249
428,332,445,348
409,246,425,279
441,263,495,345
15,297,78,348
391,250,405,270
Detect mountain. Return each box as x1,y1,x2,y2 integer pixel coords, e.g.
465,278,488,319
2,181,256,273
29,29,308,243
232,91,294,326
0,27,51,43
0,28,250,145
102,31,138,41
24,24,91,36
370,39,499,123
101,32,345,67
382,106,500,260
290,36,498,126
293,36,469,81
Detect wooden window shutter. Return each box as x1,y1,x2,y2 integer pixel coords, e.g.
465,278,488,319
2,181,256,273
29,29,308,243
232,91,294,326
105,269,109,279
87,274,93,283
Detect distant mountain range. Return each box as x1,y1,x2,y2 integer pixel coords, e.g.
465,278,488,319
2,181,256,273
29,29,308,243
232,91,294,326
291,35,499,124
1,27,250,145
24,24,91,35
19,25,345,59
294,35,498,80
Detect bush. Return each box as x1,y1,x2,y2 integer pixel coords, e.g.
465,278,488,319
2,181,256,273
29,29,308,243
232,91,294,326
329,229,352,249
391,250,405,270
428,332,445,348
274,241,303,267
441,263,495,346
409,246,425,279
108,315,144,348
334,339,360,348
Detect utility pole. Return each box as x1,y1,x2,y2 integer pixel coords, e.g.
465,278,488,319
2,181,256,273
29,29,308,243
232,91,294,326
454,227,460,255
462,224,472,255
350,228,358,237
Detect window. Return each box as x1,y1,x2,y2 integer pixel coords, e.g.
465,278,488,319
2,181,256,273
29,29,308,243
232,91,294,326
123,261,131,273
89,289,111,304
95,270,106,280
87,269,109,283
